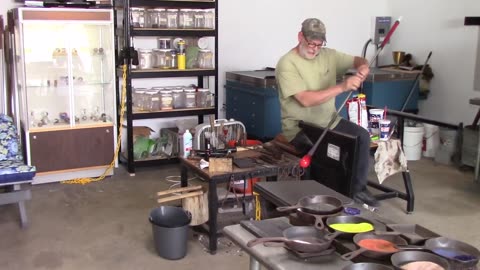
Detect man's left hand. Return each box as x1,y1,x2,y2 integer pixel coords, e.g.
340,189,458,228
356,64,370,81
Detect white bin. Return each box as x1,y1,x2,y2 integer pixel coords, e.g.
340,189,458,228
403,124,425,160
423,124,440,158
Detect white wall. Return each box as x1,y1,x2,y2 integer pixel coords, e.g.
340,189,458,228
389,0,480,126
3,0,479,126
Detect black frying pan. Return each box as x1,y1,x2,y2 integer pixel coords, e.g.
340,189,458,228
341,232,408,261
296,208,342,231
342,263,393,270
391,251,450,270
325,216,385,241
246,226,332,253
276,195,343,215
414,237,479,268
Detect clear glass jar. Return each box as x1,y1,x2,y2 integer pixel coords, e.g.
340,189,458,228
160,90,174,110
153,49,170,68
169,50,177,69
133,88,148,111
130,8,145,28
197,49,214,69
178,9,194,29
196,88,211,108
166,9,179,29
157,8,168,28
204,9,215,29
193,10,205,29
145,90,161,111
172,89,185,109
146,9,158,28
138,49,153,69
184,88,197,108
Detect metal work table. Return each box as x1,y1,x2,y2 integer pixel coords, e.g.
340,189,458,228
224,222,351,270
179,154,301,254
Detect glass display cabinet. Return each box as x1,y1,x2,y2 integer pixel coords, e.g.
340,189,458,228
10,8,117,184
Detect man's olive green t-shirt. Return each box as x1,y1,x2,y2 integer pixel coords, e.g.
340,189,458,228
275,48,354,141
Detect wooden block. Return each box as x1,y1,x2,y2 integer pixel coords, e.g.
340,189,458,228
209,157,233,172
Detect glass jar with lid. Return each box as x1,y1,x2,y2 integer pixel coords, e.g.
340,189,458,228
184,87,197,108
153,49,170,69
160,90,174,110
178,9,194,29
166,9,179,29
157,38,172,49
145,90,161,111
196,88,211,108
169,50,178,69
193,10,205,29
146,9,159,28
204,9,215,29
172,88,185,109
138,49,154,69
157,8,168,28
133,88,148,111
130,8,145,28
197,49,214,69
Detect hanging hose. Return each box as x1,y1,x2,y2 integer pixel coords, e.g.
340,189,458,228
62,64,127,184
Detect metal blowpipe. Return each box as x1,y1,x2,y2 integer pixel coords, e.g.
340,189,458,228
299,17,403,168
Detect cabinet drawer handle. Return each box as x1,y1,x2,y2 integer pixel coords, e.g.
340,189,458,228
33,135,37,139
251,113,255,117
252,101,256,105
106,129,110,133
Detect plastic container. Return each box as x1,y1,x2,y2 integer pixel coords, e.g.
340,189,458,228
369,108,384,135
403,124,425,160
203,9,215,29
197,49,214,69
182,129,193,158
422,124,440,158
149,206,191,260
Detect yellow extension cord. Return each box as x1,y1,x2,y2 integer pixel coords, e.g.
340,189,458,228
62,64,127,185
254,192,261,220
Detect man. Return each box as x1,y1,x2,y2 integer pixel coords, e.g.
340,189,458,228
275,18,379,207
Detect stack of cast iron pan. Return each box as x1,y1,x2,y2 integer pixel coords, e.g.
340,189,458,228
246,194,480,269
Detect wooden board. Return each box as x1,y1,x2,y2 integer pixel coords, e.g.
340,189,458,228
209,157,233,172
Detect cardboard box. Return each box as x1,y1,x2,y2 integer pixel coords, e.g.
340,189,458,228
131,126,154,142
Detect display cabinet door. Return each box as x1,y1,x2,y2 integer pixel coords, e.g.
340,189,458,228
29,126,114,173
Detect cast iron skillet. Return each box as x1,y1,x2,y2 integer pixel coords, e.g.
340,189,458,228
411,237,480,268
341,232,408,261
276,195,344,215
342,263,393,270
391,251,450,270
325,215,386,241
246,226,332,253
296,208,342,231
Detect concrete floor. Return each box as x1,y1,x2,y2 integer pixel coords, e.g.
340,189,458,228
0,158,479,269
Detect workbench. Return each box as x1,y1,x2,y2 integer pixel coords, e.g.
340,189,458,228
179,152,301,254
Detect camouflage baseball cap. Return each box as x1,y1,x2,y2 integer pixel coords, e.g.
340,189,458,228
301,18,327,41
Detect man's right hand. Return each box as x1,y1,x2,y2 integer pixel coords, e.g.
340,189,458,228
341,75,363,92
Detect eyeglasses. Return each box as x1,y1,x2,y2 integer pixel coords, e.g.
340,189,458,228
305,39,326,49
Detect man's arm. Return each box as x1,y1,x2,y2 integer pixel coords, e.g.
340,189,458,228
294,75,364,107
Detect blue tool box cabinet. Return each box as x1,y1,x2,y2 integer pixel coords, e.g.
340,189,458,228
226,68,419,140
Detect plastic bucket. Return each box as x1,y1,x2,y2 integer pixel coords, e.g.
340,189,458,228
149,206,191,260
422,124,440,158
403,125,425,160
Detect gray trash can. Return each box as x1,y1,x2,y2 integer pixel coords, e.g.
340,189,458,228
149,206,191,260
